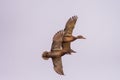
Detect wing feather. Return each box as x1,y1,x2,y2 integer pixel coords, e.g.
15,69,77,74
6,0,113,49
52,57,64,75
51,30,65,75
64,16,78,36
62,16,78,54
51,30,64,51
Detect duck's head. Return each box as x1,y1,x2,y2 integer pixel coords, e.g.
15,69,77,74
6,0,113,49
77,35,86,39
42,51,49,60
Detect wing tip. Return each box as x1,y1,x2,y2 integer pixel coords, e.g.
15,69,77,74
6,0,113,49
71,15,78,20
53,30,65,42
54,67,64,75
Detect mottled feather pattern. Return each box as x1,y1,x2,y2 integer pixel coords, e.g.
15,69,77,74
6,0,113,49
62,16,78,54
64,16,78,36
42,16,85,75
53,30,64,42
51,30,65,51
52,57,64,75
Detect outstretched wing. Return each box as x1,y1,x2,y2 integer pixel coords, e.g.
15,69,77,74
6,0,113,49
51,30,64,51
51,30,65,75
52,57,64,75
62,16,78,54
64,16,78,36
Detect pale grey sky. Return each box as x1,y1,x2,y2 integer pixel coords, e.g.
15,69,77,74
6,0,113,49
0,0,120,80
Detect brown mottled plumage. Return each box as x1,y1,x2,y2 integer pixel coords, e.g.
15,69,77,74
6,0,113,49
62,16,86,54
42,30,67,75
42,16,86,75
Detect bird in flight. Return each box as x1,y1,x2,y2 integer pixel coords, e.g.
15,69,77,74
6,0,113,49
62,16,86,54
42,16,86,75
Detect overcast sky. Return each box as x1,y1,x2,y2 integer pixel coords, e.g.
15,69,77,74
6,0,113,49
0,0,120,80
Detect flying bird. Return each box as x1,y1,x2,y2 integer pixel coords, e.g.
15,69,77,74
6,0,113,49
42,30,67,75
42,16,86,75
62,16,86,54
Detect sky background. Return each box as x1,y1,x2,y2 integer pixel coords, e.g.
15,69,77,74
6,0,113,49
0,0,120,80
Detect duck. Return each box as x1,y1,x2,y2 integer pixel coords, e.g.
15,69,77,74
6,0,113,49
62,16,86,54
